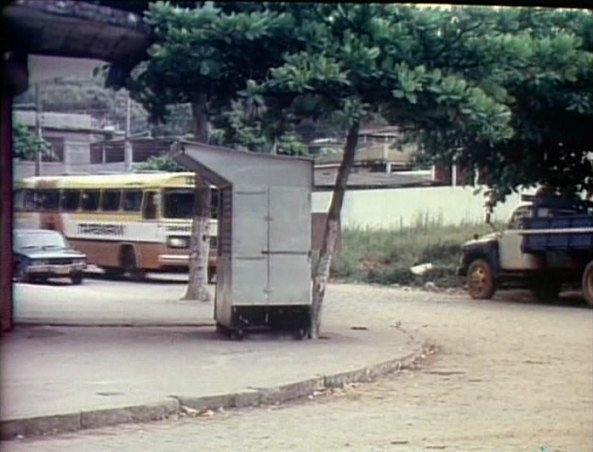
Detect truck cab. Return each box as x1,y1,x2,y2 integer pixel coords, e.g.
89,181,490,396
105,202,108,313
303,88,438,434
458,196,593,305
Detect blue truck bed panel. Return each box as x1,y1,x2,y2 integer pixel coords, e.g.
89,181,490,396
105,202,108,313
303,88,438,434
521,215,593,253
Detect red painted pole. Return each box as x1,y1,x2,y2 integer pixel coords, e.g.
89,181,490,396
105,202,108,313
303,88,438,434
1,72,14,332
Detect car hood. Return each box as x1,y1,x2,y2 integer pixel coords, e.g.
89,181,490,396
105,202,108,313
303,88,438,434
461,231,501,249
17,248,86,259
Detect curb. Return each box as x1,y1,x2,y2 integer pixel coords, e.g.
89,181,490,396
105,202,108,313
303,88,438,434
15,322,214,328
1,344,428,441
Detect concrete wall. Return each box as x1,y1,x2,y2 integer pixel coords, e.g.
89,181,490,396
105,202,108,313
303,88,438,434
312,185,532,230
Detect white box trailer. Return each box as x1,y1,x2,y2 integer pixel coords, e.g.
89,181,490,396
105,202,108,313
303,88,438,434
172,141,313,337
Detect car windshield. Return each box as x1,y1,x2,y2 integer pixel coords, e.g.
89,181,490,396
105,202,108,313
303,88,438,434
15,232,68,249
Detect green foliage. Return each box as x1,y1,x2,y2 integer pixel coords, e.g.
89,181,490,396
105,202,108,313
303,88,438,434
402,7,593,202
259,5,592,202
110,3,592,200
12,122,52,161
112,2,302,126
258,5,517,154
134,155,185,172
332,221,498,287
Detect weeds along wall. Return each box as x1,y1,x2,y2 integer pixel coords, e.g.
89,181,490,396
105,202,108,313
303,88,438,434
311,185,528,230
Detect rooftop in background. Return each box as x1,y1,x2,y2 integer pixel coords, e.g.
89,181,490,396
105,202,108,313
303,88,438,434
314,169,436,190
313,125,417,170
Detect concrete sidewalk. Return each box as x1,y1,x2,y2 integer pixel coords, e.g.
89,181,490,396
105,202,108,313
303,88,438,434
1,287,425,440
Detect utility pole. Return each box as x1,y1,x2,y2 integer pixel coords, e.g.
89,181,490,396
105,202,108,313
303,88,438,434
124,91,133,172
34,83,42,176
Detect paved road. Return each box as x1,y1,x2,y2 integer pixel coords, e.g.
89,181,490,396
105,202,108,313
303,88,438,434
13,272,212,326
6,282,593,451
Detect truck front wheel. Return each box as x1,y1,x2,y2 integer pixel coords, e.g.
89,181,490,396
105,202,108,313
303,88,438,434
583,261,593,307
467,259,496,300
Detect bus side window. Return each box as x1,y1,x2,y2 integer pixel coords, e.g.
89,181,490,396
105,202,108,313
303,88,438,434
143,191,158,220
24,190,36,210
38,190,60,211
14,190,24,211
81,190,100,211
122,190,142,212
61,190,80,211
101,190,121,211
211,188,219,219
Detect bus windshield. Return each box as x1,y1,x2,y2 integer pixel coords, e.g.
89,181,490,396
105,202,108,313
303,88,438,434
163,189,194,219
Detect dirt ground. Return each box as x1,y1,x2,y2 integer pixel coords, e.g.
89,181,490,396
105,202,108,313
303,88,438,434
4,284,592,451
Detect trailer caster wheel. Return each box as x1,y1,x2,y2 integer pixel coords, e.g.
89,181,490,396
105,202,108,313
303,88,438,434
230,329,244,341
294,328,309,340
215,323,230,337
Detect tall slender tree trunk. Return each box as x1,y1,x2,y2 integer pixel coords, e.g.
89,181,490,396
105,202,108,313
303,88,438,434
183,178,211,301
183,94,211,301
310,121,360,338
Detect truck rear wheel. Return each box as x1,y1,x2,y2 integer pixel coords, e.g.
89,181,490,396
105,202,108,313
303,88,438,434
467,259,496,299
583,261,593,307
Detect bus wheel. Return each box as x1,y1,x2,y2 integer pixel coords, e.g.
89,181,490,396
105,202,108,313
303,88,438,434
122,247,144,282
583,261,593,308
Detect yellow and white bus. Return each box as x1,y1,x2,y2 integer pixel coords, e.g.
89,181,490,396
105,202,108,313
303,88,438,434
14,172,218,280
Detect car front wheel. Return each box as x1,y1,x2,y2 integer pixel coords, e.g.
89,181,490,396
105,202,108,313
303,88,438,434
71,272,84,285
467,259,496,300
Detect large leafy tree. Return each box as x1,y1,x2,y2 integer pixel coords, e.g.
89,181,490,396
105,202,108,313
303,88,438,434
109,3,592,337
462,8,593,203
243,4,592,337
253,4,516,337
109,1,304,301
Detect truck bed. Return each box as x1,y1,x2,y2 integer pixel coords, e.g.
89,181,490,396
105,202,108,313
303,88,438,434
521,215,593,252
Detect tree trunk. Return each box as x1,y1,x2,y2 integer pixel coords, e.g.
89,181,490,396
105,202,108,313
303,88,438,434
310,121,360,338
183,177,211,302
183,94,211,301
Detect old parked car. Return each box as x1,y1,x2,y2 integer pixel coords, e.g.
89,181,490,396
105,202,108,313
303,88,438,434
13,229,87,284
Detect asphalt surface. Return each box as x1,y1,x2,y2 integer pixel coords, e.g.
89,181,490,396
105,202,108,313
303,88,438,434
3,282,591,451
2,277,424,439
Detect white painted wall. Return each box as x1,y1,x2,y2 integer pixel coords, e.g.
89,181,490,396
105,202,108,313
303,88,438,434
312,185,533,230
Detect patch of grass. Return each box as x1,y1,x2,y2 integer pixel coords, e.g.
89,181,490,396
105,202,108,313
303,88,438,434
331,220,499,288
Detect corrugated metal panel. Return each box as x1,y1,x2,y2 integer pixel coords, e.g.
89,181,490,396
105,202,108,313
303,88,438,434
231,188,269,305
219,186,232,256
233,188,268,258
232,259,269,306
268,255,311,305
269,187,310,253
